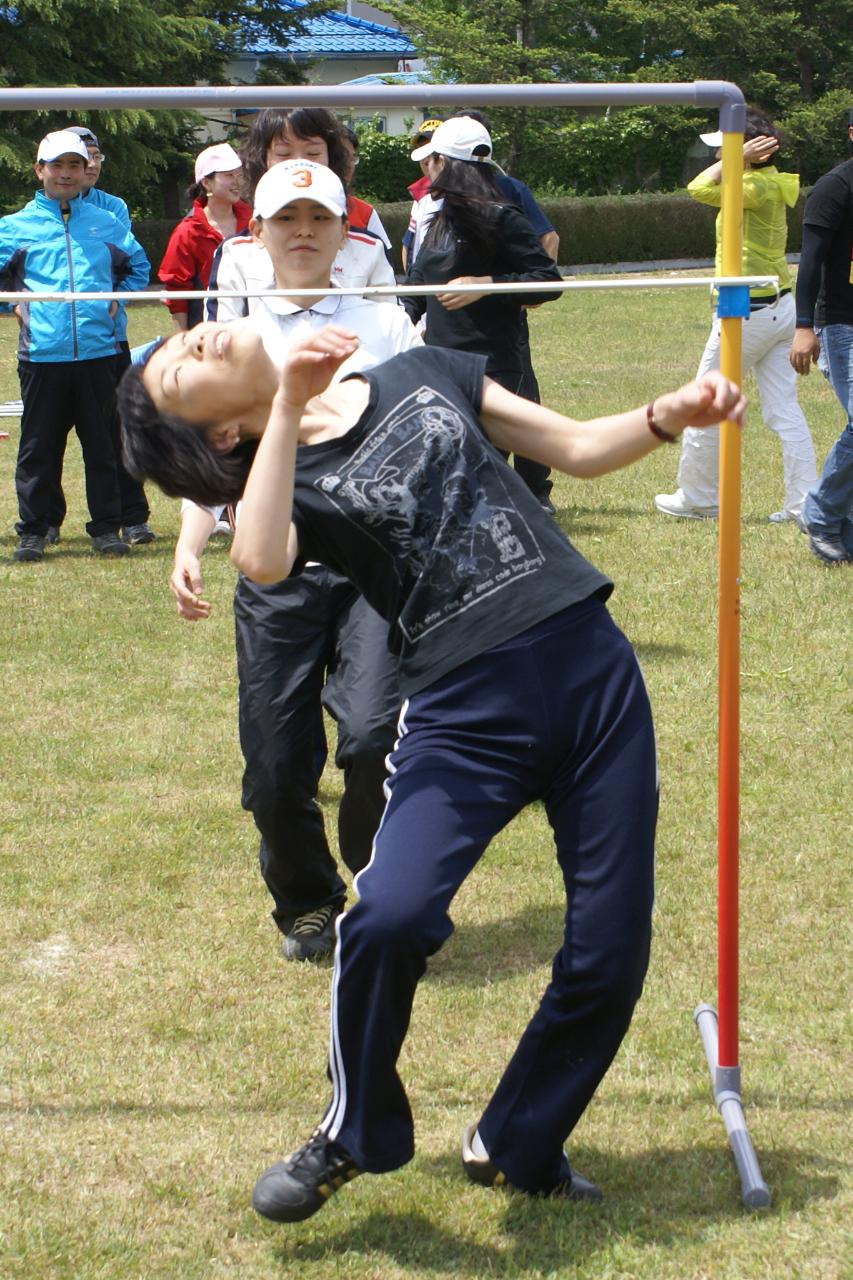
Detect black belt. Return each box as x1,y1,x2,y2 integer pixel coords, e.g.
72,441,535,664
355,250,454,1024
750,287,790,311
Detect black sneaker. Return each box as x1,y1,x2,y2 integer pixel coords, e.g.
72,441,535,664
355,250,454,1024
122,522,156,545
461,1123,602,1201
13,533,46,562
46,526,60,545
91,531,130,557
252,1130,362,1222
809,532,852,565
282,904,340,962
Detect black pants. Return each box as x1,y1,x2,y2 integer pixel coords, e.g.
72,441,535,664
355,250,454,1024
46,343,150,530
16,357,123,538
234,567,400,933
492,320,553,502
512,315,553,500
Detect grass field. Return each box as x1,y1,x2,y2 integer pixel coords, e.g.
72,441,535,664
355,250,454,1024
0,285,850,1279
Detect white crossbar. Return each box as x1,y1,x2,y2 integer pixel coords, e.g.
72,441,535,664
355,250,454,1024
0,275,779,305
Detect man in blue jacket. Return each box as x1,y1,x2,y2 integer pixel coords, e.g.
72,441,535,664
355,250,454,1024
0,129,150,562
37,124,157,548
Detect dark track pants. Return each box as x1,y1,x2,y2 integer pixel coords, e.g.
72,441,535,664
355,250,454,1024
235,567,400,932
15,357,123,537
320,598,658,1192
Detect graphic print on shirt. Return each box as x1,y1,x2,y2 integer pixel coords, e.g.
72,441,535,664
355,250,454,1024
313,383,548,644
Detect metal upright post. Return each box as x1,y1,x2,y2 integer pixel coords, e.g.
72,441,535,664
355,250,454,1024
695,106,770,1210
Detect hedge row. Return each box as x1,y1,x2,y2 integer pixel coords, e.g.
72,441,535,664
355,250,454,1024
135,190,806,279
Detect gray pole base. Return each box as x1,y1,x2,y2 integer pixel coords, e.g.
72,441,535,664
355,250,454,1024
694,1003,771,1210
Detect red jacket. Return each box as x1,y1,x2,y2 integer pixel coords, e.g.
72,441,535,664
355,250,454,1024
159,198,253,322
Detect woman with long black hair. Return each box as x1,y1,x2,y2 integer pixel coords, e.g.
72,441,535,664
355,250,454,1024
403,116,562,392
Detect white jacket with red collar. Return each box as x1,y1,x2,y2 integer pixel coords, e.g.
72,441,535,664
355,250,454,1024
206,222,396,321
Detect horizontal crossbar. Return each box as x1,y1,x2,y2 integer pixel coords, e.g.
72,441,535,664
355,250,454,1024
0,276,779,305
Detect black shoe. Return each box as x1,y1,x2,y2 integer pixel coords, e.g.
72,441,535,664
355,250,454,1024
46,525,60,545
122,522,156,545
91,531,130,557
252,1130,362,1222
282,903,340,962
461,1123,602,1201
809,532,852,565
13,533,46,562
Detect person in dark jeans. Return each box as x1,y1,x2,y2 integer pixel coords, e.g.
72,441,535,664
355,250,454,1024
789,108,853,564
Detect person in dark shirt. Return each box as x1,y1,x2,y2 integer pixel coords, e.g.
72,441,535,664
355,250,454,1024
789,109,853,564
402,117,561,385
117,318,744,1220
402,115,563,508
451,109,561,509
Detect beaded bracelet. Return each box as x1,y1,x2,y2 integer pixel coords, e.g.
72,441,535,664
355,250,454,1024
646,401,677,443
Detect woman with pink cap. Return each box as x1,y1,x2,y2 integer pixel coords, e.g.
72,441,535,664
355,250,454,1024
158,143,252,330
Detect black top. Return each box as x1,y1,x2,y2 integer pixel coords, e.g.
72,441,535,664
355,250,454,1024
290,347,612,697
403,203,562,379
796,158,853,328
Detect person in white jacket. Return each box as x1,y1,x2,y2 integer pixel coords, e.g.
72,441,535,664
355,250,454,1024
206,108,395,323
145,161,420,963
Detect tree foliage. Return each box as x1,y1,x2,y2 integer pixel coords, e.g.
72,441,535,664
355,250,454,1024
384,0,853,191
0,0,316,217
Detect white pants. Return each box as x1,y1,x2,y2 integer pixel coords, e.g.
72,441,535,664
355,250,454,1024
676,293,817,515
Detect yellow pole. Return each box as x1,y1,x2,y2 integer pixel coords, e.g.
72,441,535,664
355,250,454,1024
716,128,744,1068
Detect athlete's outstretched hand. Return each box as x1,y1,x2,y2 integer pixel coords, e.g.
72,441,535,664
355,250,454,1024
654,369,747,435
278,325,360,407
169,547,211,621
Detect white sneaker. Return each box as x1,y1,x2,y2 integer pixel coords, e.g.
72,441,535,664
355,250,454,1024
654,491,718,520
211,518,232,537
768,510,796,524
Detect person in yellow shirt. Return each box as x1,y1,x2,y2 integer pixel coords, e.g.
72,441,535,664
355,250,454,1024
655,107,817,523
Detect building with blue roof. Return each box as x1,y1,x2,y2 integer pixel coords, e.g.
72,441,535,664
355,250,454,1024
220,2,430,135
229,0,416,86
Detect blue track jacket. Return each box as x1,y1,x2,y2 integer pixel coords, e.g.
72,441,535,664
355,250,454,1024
0,190,149,362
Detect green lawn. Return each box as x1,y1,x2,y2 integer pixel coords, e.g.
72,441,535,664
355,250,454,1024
0,286,849,1279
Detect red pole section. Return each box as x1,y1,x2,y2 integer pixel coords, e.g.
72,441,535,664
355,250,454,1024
716,131,745,1068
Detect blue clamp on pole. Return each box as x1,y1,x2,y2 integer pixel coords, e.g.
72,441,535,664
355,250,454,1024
716,284,750,318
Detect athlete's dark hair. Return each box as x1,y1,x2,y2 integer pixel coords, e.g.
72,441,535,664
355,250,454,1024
239,108,350,199
117,349,256,506
424,154,505,258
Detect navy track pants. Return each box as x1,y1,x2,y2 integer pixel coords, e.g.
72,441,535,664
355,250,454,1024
319,596,658,1194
